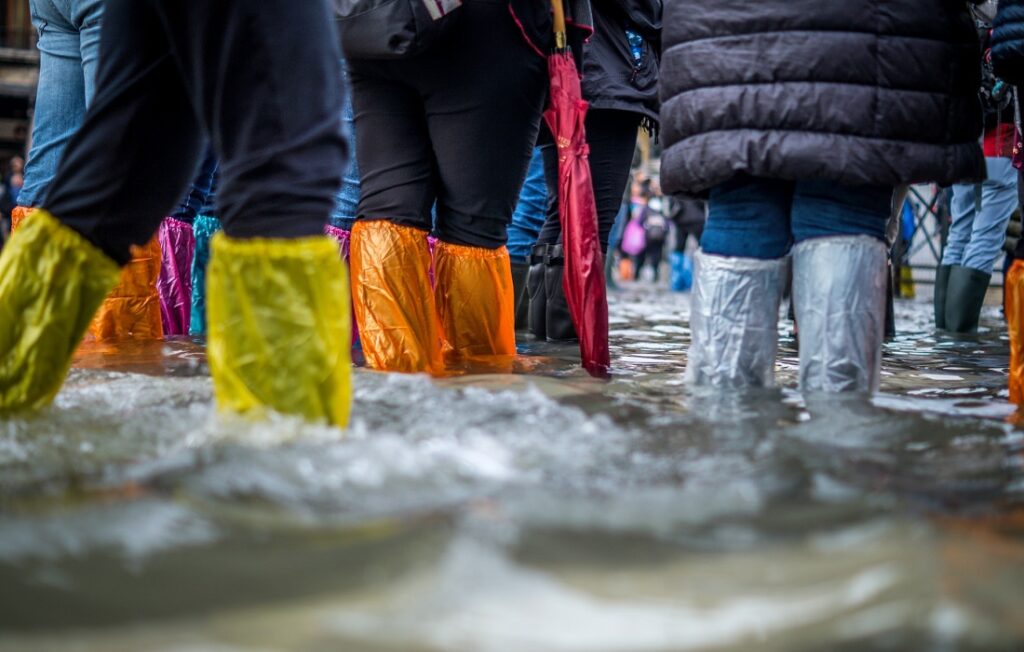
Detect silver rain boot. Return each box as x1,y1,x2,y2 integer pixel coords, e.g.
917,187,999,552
792,236,888,394
685,251,787,388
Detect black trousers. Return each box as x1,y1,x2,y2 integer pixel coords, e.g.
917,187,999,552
44,0,347,265
537,109,640,253
347,0,547,250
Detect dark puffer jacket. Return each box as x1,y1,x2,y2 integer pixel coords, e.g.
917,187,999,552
660,0,986,196
993,0,1024,85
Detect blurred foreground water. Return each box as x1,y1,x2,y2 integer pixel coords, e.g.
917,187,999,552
0,289,1022,651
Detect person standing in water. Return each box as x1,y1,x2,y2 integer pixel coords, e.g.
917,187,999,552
661,0,985,393
0,0,352,426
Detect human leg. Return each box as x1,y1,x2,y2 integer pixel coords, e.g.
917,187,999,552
944,159,1019,333
1,0,203,413
347,61,441,373
421,0,546,360
151,0,351,424
959,158,1019,274
19,0,89,208
686,176,791,388
790,181,891,393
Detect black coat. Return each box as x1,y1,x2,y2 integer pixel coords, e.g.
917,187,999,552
659,0,986,196
582,0,662,128
993,0,1024,86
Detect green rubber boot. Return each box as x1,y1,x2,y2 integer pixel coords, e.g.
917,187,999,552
933,264,952,330
944,265,991,334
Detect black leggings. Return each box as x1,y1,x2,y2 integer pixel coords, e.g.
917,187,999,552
537,109,641,253
44,0,347,265
347,0,547,250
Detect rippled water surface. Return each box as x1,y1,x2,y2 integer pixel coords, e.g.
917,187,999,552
1,288,1022,651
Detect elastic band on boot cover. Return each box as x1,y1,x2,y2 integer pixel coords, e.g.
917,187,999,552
1007,260,1024,404
685,250,786,388
207,234,352,426
0,209,120,413
350,220,442,374
793,236,887,394
10,206,29,232
324,224,360,348
189,214,222,336
157,217,195,336
434,240,517,364
89,236,163,341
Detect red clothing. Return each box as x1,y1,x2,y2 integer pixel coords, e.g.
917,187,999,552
984,123,1017,158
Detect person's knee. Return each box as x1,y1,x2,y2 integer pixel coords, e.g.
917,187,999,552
435,213,508,250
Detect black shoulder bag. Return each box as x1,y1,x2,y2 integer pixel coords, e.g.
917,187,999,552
335,0,463,60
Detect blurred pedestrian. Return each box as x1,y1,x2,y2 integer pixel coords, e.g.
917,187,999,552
936,3,1020,333
661,0,985,393
633,196,668,282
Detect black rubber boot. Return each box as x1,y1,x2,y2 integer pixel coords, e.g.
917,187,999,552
933,264,952,330
885,261,896,340
511,260,530,332
944,265,991,334
544,245,578,342
527,244,549,340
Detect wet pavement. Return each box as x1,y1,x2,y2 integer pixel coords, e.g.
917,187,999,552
0,287,1022,651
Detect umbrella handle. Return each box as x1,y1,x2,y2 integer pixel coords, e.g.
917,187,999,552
551,0,566,50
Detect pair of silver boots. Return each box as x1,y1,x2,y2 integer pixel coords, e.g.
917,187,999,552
686,236,888,393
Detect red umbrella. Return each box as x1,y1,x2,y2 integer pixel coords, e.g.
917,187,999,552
544,0,610,378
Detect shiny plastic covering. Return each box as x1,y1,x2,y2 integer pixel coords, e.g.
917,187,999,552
434,241,517,363
157,218,195,336
793,236,888,394
685,251,786,388
189,215,222,336
350,220,443,374
10,205,29,232
206,234,352,426
324,224,359,348
0,209,120,414
1006,260,1024,404
88,236,163,341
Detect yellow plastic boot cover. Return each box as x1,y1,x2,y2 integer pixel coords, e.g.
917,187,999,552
0,209,120,413
350,220,443,374
207,233,352,426
433,241,516,363
89,236,164,341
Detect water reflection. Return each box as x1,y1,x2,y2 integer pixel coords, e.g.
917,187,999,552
0,289,1021,650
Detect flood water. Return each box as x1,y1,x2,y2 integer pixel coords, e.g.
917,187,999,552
1,288,1022,651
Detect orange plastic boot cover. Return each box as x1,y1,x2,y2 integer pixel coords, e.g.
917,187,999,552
433,241,516,363
1007,260,1024,404
10,206,29,232
350,220,443,374
89,236,164,340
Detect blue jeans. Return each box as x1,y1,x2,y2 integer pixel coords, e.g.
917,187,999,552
507,147,547,262
329,65,360,231
702,176,892,259
942,157,1019,274
171,149,219,223
20,0,104,207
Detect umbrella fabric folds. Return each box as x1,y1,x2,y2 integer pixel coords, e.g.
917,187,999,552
543,0,610,378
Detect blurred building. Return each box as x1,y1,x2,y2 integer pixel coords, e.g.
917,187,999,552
0,1,37,159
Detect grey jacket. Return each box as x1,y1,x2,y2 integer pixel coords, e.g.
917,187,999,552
659,0,987,196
